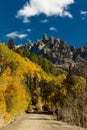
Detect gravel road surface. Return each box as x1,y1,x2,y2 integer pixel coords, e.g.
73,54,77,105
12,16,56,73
1,113,86,130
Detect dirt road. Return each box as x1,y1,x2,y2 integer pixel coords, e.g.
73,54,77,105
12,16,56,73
1,113,86,130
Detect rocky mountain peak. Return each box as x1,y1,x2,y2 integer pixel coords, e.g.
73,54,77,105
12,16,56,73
24,34,87,77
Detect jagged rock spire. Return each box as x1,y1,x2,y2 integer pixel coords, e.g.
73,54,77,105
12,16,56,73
43,33,48,42
49,36,54,44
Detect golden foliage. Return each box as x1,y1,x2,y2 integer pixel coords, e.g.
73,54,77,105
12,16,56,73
0,44,51,122
0,44,86,127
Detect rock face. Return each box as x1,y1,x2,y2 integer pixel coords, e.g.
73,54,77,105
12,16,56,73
24,34,87,77
42,33,48,43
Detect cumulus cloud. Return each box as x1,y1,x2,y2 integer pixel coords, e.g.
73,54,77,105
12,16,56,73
16,0,74,22
41,19,49,23
49,27,57,32
6,31,27,39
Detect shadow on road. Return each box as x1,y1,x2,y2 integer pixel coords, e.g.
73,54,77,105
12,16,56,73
25,111,53,115
26,117,50,120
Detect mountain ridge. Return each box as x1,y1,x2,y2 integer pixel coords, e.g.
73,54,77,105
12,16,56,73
24,34,87,77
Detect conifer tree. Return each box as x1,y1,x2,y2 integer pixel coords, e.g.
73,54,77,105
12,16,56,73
8,39,15,50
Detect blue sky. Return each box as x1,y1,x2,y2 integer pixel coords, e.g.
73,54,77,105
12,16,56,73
0,0,87,47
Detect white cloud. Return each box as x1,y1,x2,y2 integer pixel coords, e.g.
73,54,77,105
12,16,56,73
80,11,87,21
27,28,31,32
23,17,30,23
6,31,27,39
49,27,57,32
6,32,18,38
80,11,87,15
16,44,23,48
16,0,74,21
41,19,49,23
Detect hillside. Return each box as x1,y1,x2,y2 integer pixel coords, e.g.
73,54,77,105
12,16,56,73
24,34,87,77
0,43,87,128
0,44,52,127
